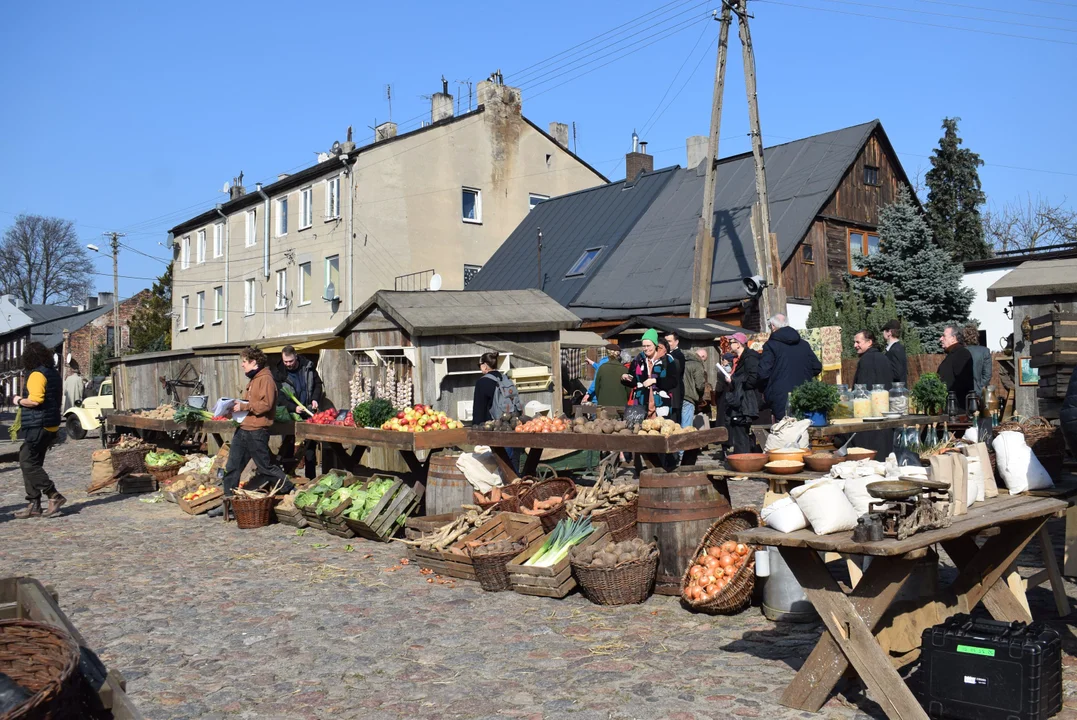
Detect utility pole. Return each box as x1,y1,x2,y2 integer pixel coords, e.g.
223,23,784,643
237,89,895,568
103,232,124,355
536,228,544,290
689,4,732,319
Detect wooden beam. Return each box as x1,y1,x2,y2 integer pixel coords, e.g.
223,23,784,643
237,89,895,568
458,335,552,368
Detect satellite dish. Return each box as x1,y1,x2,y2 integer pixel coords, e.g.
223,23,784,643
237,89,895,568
222,182,230,193
429,274,443,291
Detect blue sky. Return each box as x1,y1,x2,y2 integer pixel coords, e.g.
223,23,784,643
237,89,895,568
1,0,1074,299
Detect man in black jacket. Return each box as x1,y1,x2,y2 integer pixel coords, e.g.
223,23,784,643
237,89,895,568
724,333,762,454
882,319,908,384
664,331,690,428
937,324,974,401
853,329,893,388
756,314,822,420
272,346,324,479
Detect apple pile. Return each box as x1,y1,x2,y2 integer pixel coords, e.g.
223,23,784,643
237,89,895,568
182,484,218,502
683,540,752,604
381,404,464,433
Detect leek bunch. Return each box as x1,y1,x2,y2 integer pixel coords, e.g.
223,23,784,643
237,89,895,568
524,516,594,567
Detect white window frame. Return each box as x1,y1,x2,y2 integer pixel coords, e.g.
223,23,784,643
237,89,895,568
528,193,549,211
299,186,313,229
196,229,206,264
299,262,311,306
213,222,224,258
275,269,287,309
195,291,205,327
325,176,340,220
324,255,339,299
462,187,482,224
213,285,223,324
180,295,189,330
244,278,256,316
245,209,256,247
276,196,289,236
180,235,190,269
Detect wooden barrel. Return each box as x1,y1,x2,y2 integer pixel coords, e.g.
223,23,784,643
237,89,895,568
426,455,471,515
637,469,731,596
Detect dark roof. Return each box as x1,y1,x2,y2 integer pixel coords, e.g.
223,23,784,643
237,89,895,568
335,289,581,338
471,120,892,322
964,243,1077,272
23,304,79,324
465,167,677,306
170,107,608,237
29,305,113,349
602,315,744,341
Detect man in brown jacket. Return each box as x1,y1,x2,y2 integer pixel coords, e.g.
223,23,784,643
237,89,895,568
211,347,287,515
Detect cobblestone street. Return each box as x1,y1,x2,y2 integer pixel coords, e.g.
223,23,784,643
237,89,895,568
1,435,1075,720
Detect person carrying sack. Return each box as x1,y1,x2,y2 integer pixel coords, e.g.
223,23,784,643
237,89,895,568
12,342,66,519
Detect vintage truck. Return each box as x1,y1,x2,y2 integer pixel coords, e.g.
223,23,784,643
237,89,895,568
64,377,114,439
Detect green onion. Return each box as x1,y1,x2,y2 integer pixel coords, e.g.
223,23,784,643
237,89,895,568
525,516,594,567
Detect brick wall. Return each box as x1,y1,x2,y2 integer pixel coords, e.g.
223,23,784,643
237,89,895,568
66,290,152,378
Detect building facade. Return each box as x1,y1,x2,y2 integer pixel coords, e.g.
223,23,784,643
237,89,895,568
168,77,606,349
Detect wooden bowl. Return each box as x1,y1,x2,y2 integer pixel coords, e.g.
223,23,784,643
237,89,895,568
726,453,768,473
844,448,878,462
804,453,842,473
767,448,810,464
764,460,805,476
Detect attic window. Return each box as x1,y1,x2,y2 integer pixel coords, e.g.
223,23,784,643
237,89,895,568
801,244,814,264
565,247,603,278
864,166,880,186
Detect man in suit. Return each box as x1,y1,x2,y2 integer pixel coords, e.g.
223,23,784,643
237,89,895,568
938,324,975,401
882,319,908,384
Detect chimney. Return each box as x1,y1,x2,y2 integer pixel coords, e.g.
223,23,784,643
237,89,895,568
229,171,246,199
432,76,454,123
375,121,398,142
548,122,569,149
686,136,708,170
86,295,99,310
626,139,653,180
476,74,521,115
97,291,114,307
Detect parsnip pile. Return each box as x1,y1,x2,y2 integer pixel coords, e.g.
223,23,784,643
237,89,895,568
567,478,638,519
401,505,495,552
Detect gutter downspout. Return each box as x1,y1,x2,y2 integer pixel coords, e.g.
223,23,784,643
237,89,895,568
214,205,229,343
255,183,270,280
342,155,354,311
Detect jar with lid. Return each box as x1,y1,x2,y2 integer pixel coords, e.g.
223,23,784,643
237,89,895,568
831,384,853,419
889,382,909,414
870,384,890,416
852,384,872,418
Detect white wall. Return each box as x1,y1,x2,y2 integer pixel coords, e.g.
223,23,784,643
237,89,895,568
963,267,1013,352
787,302,811,330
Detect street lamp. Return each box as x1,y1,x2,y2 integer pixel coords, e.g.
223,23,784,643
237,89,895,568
87,234,122,356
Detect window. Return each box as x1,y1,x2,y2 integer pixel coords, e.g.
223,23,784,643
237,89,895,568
300,186,313,229
462,187,481,223
848,229,881,276
213,286,223,323
244,279,255,316
213,222,224,258
276,196,289,236
106,326,115,348
325,176,340,219
245,209,256,247
801,244,814,264
180,235,190,269
196,291,205,327
463,264,482,287
180,295,189,330
299,262,311,305
275,269,287,309
325,255,339,299
529,193,549,211
196,229,206,264
565,247,603,277
864,166,880,186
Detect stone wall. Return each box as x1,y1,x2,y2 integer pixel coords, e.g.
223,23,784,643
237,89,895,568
66,290,152,378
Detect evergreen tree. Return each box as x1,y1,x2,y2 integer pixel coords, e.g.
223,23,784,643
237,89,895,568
865,291,899,341
128,265,173,353
851,187,974,353
902,320,923,356
925,118,990,261
837,290,868,359
805,279,838,329
91,341,115,378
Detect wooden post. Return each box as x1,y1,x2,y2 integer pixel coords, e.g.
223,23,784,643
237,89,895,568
689,4,732,319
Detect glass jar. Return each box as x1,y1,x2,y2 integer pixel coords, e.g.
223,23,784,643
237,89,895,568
852,384,872,418
889,382,909,414
831,384,853,420
870,384,890,416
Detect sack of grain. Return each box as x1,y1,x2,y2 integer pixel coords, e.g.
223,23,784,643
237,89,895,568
86,450,116,493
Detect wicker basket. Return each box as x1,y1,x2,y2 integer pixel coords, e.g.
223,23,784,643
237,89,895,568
680,507,760,615
519,478,578,532
228,495,278,529
109,444,155,476
997,416,1065,478
0,619,81,720
570,543,659,605
593,498,638,542
470,542,525,592
146,461,184,485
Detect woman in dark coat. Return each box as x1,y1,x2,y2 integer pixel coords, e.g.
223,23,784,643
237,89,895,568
724,333,762,454
621,329,678,419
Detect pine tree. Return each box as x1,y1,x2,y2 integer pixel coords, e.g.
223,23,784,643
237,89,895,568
129,265,173,353
91,341,115,377
925,117,990,261
837,290,868,359
805,279,838,329
865,291,899,341
851,187,974,353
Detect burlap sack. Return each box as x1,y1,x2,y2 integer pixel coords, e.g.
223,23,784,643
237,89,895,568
87,450,116,493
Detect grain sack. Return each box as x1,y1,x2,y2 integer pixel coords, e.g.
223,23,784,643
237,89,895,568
791,478,859,535
992,431,1053,494
86,450,115,493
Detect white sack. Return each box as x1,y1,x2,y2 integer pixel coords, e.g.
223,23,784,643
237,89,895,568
843,475,876,516
764,417,812,451
455,447,505,494
761,497,809,533
792,479,859,535
992,431,1054,494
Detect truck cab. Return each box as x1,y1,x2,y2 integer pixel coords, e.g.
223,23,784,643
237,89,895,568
64,378,113,439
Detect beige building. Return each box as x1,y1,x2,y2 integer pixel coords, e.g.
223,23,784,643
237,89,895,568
168,78,606,349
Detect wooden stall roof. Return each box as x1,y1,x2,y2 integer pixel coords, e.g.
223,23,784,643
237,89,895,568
335,289,581,338
987,257,1077,301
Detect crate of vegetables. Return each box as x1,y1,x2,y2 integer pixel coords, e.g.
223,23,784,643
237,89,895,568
407,509,541,581
178,485,224,515
343,476,420,542
273,493,308,528
294,470,357,529
508,519,608,598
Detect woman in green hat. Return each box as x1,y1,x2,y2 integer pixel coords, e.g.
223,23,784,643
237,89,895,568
621,329,677,418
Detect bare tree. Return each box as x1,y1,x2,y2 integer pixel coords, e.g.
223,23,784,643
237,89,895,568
983,194,1077,253
0,214,92,304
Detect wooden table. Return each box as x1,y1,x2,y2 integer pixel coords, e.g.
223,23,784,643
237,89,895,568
807,415,946,438
467,427,728,480
736,493,1068,720
703,465,825,495
201,420,295,447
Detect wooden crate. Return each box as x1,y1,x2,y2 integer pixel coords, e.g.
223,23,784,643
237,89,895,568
274,505,308,528
298,505,328,531
508,521,609,598
405,511,464,540
117,473,157,494
409,512,543,581
344,477,421,542
324,516,356,539
178,487,224,515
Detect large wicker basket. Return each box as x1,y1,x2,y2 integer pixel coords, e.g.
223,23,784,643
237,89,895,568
519,478,577,532
146,461,184,485
570,543,659,606
593,497,638,542
680,507,760,615
227,496,278,529
470,542,525,592
109,444,155,476
475,480,532,514
0,619,81,720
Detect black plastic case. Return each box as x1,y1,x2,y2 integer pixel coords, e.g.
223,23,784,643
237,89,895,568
918,614,1062,720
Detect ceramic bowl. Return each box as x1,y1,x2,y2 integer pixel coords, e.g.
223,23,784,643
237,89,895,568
725,453,768,473
764,460,805,476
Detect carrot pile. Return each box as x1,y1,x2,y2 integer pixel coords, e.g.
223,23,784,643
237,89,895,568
520,496,563,515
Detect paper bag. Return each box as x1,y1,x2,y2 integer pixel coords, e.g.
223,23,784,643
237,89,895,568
975,443,998,498
930,454,967,516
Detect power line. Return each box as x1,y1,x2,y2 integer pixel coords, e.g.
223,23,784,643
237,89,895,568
911,0,1077,24
638,21,714,137
641,34,721,139
796,0,1077,33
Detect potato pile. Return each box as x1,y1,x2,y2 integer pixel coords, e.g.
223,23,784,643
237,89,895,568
482,415,522,431
636,418,698,437
136,403,175,419
573,537,656,568
571,415,632,435
470,539,524,557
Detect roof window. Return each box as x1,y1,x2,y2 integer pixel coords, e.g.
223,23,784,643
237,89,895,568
565,247,603,278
